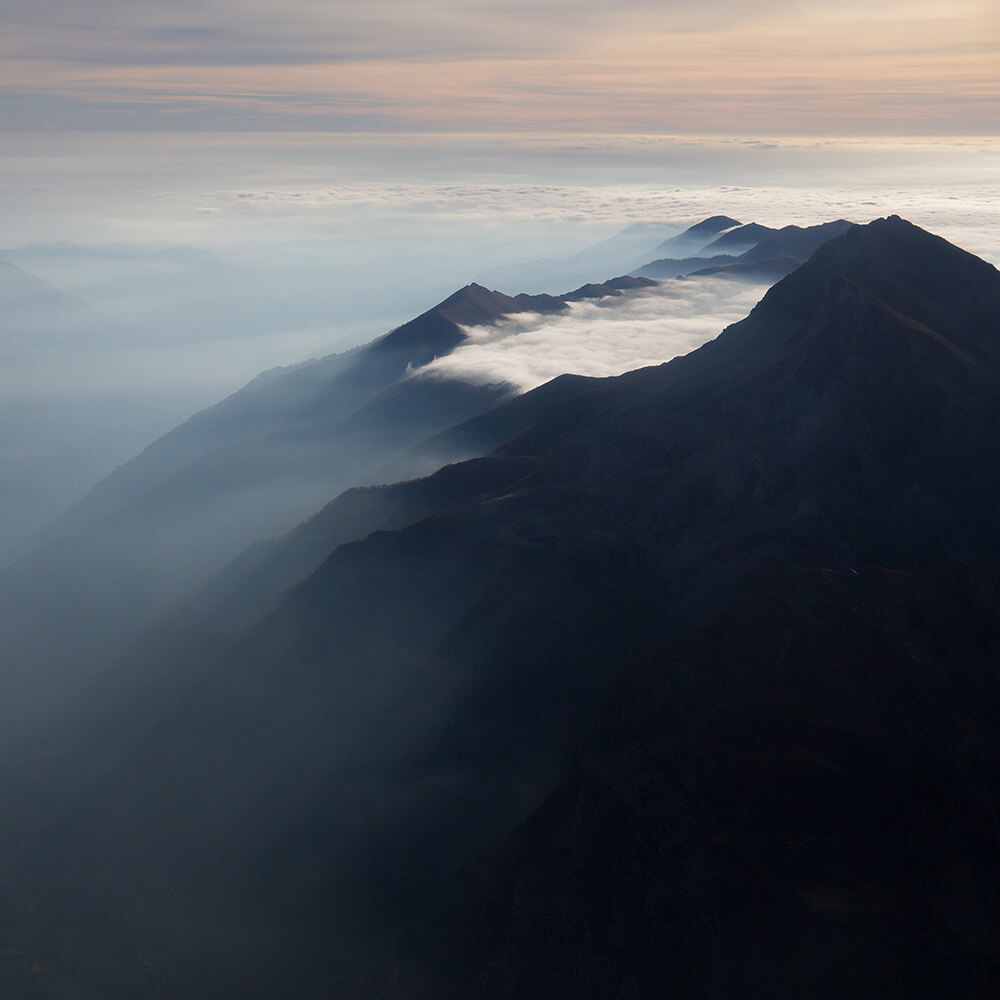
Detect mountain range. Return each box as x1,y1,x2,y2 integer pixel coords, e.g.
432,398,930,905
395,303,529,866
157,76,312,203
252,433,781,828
476,214,855,293
0,273,654,744
632,218,854,282
2,216,999,999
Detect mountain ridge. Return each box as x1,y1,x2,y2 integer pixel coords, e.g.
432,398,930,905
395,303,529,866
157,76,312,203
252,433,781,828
634,219,853,281
9,217,1000,998
0,269,662,746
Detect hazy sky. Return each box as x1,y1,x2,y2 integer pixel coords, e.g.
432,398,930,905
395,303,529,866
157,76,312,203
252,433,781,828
1,0,996,134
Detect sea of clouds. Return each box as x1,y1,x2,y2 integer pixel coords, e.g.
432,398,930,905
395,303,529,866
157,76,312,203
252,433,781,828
417,277,768,392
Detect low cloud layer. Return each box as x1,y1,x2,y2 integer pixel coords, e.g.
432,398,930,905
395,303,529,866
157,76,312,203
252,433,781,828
3,132,999,265
211,174,1000,264
416,277,767,392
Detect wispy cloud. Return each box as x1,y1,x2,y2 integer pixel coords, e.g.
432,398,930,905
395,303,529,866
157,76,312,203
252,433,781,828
0,1,996,133
0,2,782,66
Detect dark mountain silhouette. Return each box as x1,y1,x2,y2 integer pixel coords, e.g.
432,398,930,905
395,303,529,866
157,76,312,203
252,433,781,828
635,219,853,281
696,219,773,254
371,282,567,356
632,252,737,277
36,275,644,548
8,218,1000,998
740,219,853,261
407,563,1000,1000
561,275,657,301
476,214,849,296
646,215,743,257
476,218,742,294
687,253,802,282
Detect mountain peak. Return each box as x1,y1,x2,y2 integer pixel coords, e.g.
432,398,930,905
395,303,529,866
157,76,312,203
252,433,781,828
714,216,1000,378
694,214,742,230
804,215,998,302
435,281,511,319
649,215,745,258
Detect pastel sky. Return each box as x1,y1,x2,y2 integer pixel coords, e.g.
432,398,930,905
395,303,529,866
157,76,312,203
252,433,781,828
1,0,997,134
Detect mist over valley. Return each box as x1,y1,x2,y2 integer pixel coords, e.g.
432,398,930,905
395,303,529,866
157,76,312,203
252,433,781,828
2,21,1000,989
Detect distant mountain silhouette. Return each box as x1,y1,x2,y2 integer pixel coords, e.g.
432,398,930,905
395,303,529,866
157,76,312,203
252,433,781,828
635,219,853,281
9,218,1000,999
0,258,85,315
687,253,802,282
695,219,773,254
646,215,743,257
476,217,746,294
477,214,851,294
561,275,657,301
474,221,688,294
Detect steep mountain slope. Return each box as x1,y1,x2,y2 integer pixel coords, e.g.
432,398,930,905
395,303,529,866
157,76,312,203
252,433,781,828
11,217,1000,998
0,276,655,745
31,276,640,550
37,282,541,539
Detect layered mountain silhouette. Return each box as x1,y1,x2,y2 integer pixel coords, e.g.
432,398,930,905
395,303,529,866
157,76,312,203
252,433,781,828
633,219,853,281
644,214,743,257
0,275,655,744
474,220,698,294
5,217,1000,999
477,214,852,295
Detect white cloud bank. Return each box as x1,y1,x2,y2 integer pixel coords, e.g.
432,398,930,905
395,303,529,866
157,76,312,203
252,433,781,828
415,277,767,392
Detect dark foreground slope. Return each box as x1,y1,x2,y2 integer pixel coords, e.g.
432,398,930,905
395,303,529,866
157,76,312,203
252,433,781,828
349,215,1000,999
7,218,1000,999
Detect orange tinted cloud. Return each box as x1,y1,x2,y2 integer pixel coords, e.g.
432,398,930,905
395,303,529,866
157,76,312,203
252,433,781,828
0,0,995,133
